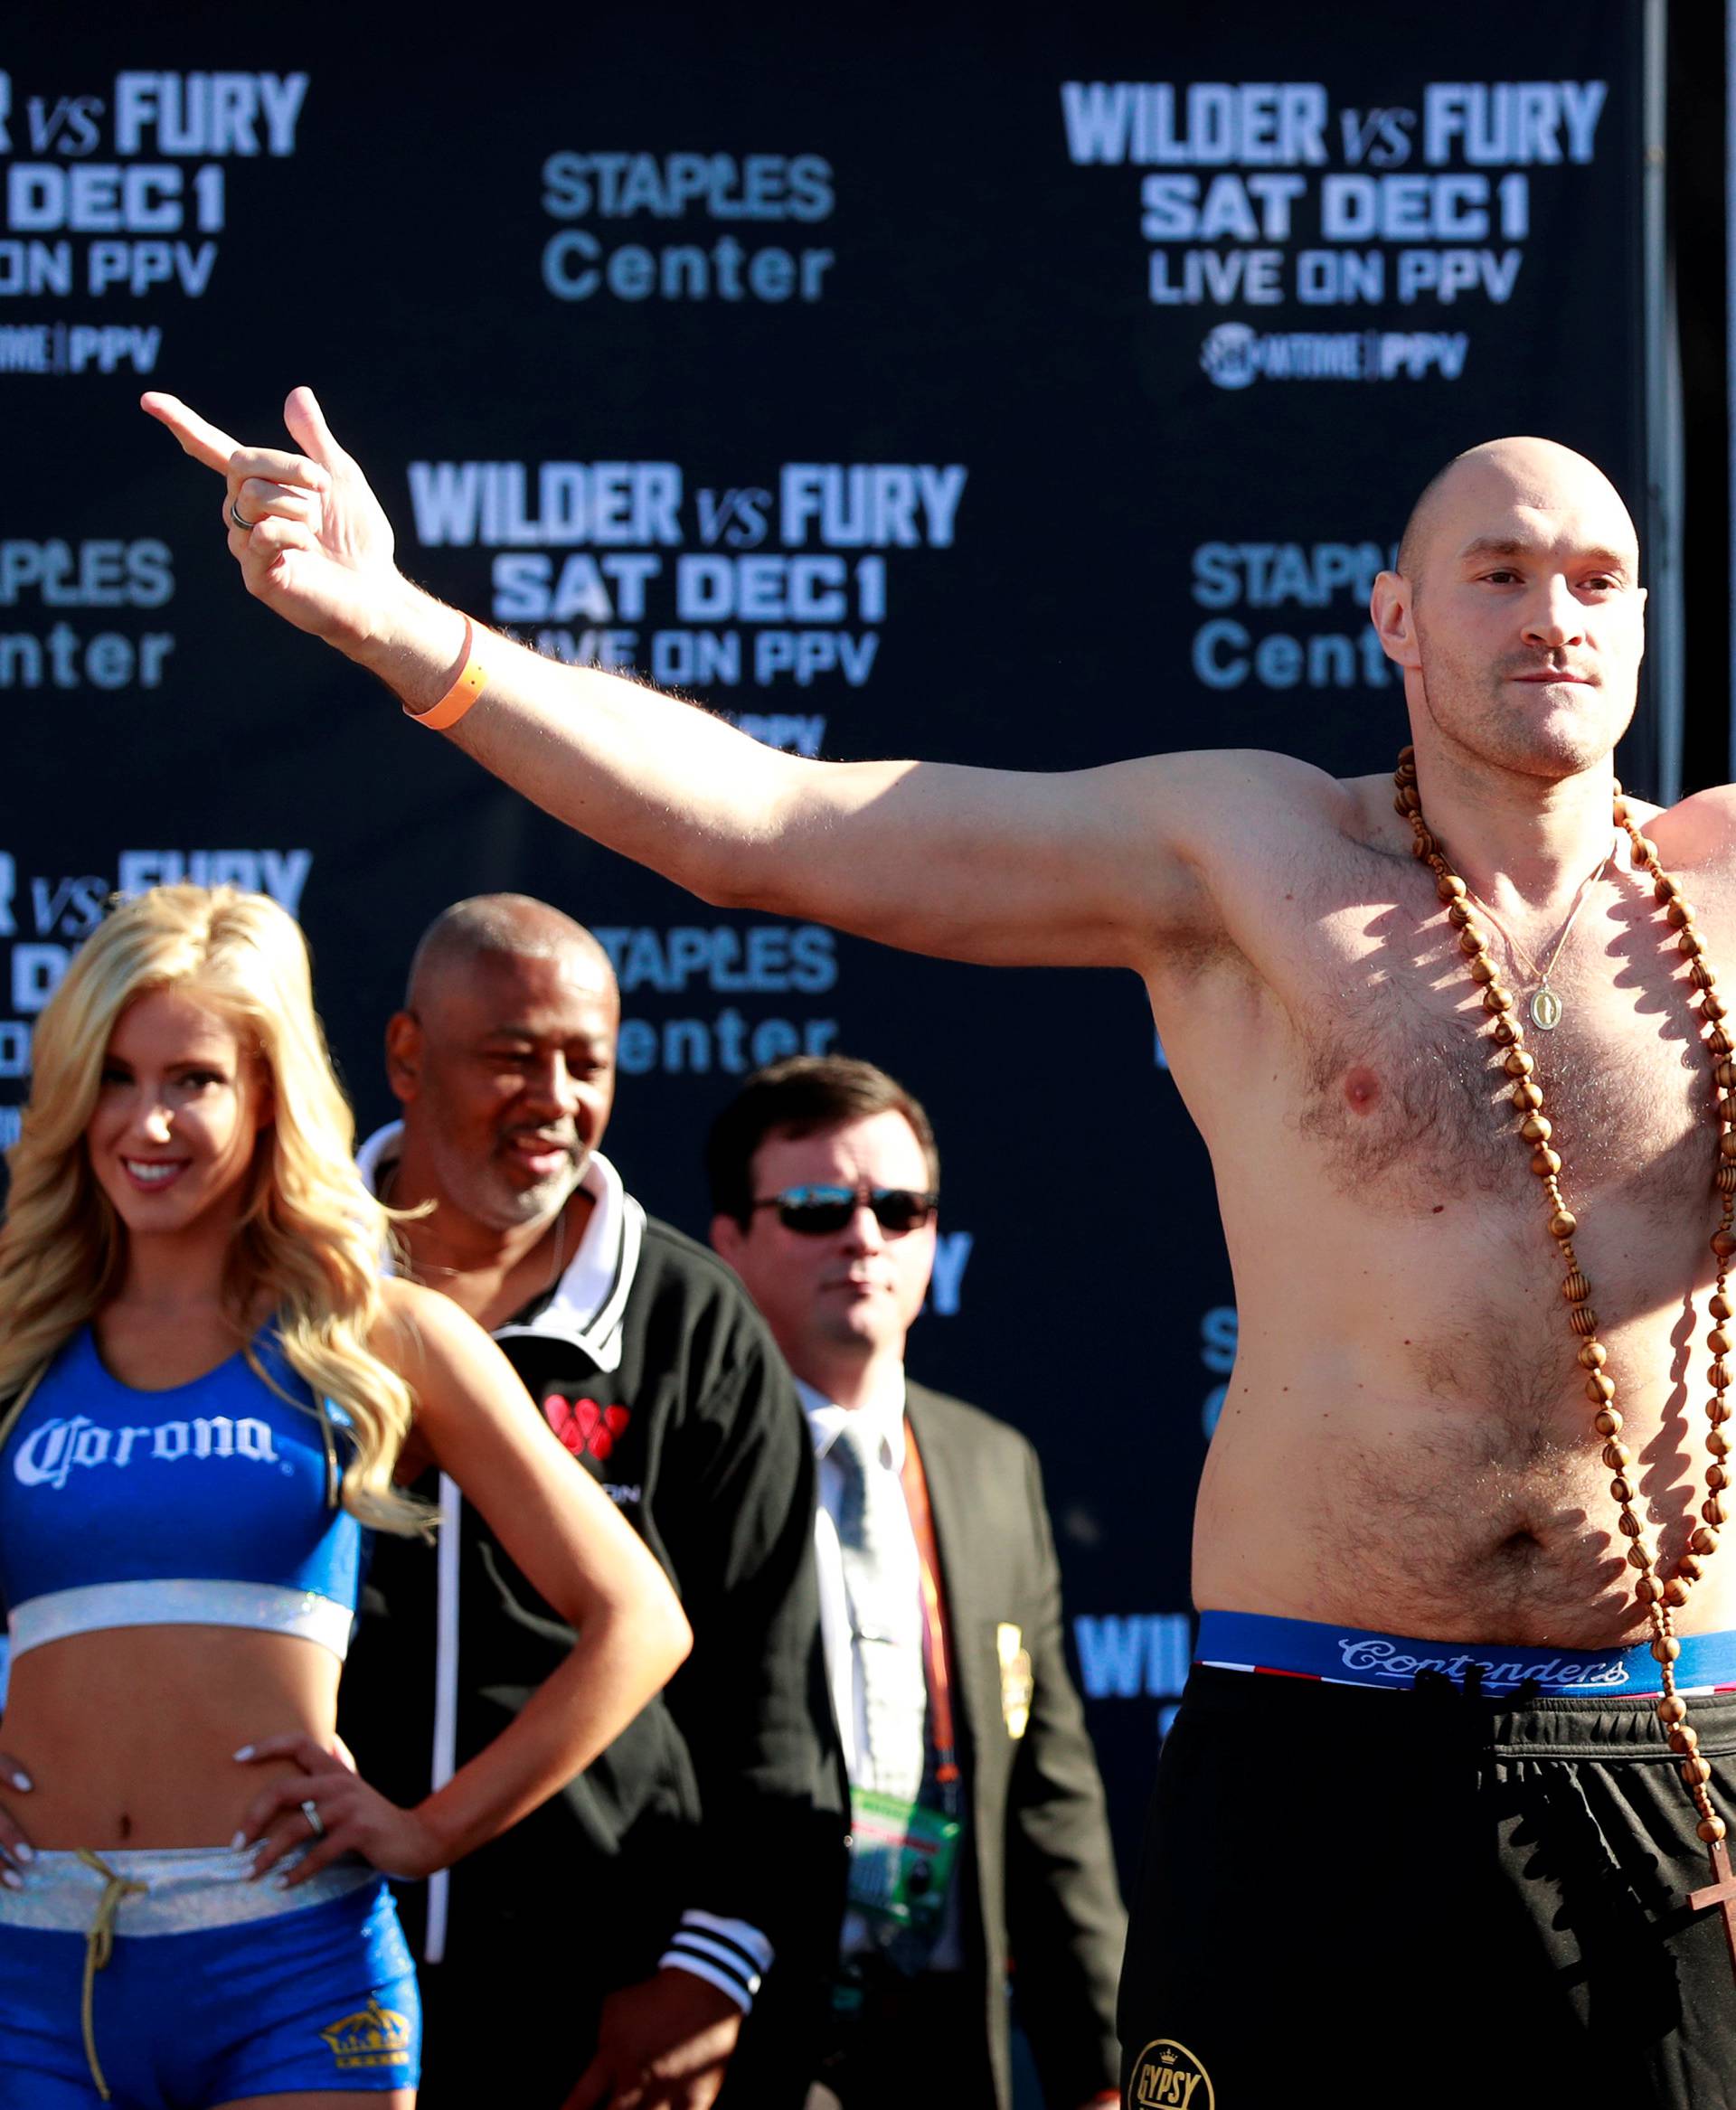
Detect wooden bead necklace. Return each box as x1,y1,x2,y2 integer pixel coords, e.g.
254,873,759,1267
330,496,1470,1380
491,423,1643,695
1394,745,1736,1970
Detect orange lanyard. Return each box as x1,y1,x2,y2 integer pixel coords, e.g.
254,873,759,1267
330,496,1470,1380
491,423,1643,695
898,1427,961,1799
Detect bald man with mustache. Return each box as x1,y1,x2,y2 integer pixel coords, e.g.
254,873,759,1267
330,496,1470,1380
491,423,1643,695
148,392,1736,2104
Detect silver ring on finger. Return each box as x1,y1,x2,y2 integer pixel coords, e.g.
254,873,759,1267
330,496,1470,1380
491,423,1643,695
230,496,258,531
299,1797,325,1841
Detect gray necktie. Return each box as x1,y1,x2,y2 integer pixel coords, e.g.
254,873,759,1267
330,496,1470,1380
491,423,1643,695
831,1414,927,1802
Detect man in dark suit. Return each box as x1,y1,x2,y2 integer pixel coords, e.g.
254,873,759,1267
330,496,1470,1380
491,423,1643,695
709,1055,1125,2110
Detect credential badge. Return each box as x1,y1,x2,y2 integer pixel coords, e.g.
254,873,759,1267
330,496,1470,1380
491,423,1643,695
996,1622,1033,1739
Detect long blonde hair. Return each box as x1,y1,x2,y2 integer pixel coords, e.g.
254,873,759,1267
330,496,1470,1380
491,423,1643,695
0,884,426,1535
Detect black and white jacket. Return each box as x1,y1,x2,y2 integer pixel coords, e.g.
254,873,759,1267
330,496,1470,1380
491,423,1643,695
341,1127,846,2032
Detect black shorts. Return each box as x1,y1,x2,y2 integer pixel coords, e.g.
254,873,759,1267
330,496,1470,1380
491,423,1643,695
1119,1667,1736,2109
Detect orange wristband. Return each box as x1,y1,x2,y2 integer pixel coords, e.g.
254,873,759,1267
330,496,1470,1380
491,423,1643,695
406,617,487,730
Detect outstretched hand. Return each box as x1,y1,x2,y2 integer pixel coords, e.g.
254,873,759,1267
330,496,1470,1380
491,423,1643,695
141,386,401,649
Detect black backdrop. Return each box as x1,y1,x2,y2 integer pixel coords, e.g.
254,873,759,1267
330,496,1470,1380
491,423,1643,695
2,6,1651,1888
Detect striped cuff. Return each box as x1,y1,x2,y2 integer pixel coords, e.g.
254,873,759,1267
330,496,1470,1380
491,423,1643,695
660,1909,774,2017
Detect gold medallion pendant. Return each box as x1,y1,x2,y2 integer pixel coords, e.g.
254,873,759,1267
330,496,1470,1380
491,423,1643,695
1530,986,1564,1031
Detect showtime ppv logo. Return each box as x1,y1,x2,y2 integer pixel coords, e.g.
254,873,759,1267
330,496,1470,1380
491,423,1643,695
1201,319,1466,386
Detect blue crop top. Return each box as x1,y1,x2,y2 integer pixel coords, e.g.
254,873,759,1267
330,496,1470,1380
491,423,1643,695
0,1325,364,1663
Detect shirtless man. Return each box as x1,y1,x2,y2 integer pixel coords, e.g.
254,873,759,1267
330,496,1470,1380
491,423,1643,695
144,389,1736,2105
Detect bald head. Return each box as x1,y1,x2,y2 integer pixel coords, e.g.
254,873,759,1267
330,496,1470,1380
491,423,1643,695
389,895,620,1234
1371,434,1647,781
405,894,616,1014
1397,438,1639,588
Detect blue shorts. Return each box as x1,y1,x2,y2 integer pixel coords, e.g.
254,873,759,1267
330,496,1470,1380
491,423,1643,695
0,1846,421,2108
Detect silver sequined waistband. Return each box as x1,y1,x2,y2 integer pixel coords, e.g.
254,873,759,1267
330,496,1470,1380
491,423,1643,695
8,1580,354,1662
0,1844,373,1936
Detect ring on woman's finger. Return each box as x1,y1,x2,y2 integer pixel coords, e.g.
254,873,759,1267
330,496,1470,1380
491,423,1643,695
299,1797,325,1840
230,497,258,531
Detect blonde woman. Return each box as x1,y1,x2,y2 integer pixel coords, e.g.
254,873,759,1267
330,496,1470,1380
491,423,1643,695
0,885,691,2109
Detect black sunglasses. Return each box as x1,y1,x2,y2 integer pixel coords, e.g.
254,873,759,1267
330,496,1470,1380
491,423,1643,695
750,1183,939,1236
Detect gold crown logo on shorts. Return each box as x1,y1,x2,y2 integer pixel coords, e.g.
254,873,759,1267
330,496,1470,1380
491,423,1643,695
318,1996,413,2069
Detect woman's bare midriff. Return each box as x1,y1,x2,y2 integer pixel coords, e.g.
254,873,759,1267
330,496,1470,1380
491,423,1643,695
0,1625,340,1850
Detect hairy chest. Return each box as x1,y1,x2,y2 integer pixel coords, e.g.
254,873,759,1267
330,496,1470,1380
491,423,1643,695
1282,881,1722,1223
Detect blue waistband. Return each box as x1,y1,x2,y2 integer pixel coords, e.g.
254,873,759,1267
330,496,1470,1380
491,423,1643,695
1195,1610,1736,1699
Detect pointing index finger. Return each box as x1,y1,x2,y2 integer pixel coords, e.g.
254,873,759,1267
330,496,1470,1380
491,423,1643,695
140,391,241,475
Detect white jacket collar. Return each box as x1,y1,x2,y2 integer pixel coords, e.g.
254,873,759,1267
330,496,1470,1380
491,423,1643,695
355,1122,643,1373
